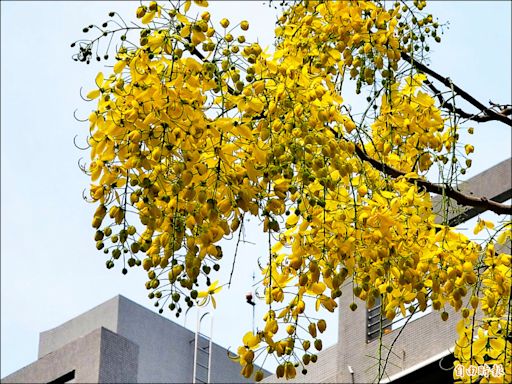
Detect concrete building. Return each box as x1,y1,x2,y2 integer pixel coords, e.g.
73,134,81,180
262,158,511,383
2,295,267,383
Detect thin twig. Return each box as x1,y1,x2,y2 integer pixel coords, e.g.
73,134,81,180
402,52,512,127
228,214,245,288
378,305,418,383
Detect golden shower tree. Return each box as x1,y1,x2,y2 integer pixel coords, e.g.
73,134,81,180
73,1,511,382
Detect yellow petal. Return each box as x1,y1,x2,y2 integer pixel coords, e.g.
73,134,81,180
286,214,299,228
309,282,326,295
95,72,104,87
319,295,337,312
473,219,485,235
236,124,253,140
242,331,260,348
113,60,126,74
191,30,206,45
141,11,155,24
489,337,505,352
87,89,101,100
176,12,190,25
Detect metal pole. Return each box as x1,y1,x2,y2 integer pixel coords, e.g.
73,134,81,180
193,310,199,384
207,315,213,384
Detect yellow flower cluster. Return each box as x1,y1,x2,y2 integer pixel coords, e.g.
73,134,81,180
80,0,510,381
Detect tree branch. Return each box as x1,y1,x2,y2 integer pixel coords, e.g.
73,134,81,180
402,52,512,127
343,134,512,215
424,80,511,124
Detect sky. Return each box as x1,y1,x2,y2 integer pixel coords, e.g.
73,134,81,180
1,0,511,379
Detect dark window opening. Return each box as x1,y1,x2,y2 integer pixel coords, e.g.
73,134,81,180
392,354,455,383
47,370,75,384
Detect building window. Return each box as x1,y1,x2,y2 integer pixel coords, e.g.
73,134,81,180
367,296,392,342
367,296,433,342
47,370,75,384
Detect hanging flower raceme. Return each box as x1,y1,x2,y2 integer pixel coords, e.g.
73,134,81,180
75,0,510,382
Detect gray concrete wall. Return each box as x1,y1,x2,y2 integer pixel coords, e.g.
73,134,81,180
432,158,511,226
5,295,267,384
115,295,195,383
453,158,511,200
115,295,255,383
38,296,120,358
98,327,139,383
2,327,138,383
